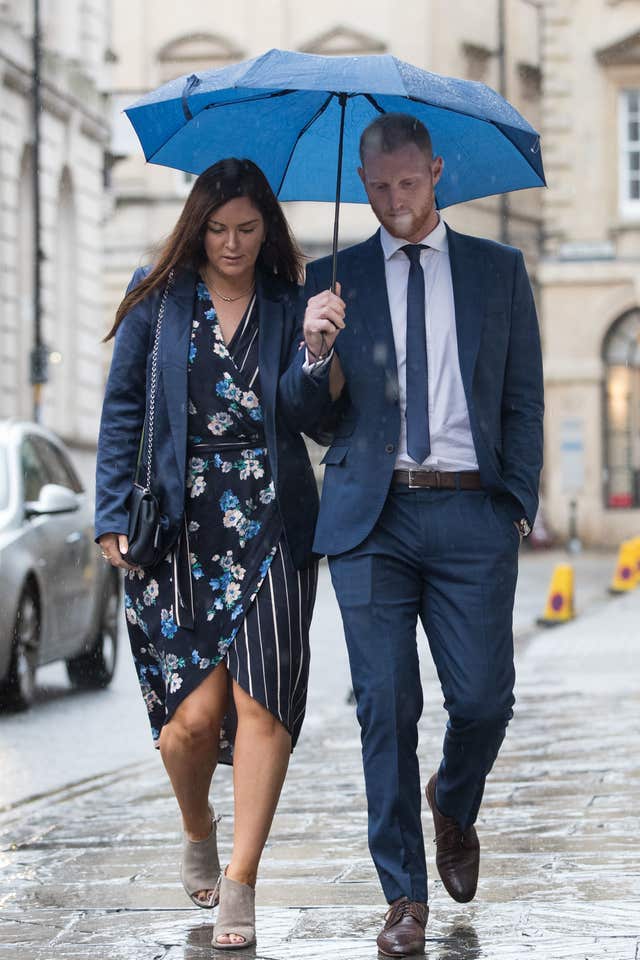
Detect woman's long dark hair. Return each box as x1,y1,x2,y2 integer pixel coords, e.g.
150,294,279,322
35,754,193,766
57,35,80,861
105,158,304,341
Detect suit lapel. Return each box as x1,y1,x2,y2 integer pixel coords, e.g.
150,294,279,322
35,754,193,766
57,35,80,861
160,267,196,477
351,232,399,398
447,226,486,401
256,272,284,450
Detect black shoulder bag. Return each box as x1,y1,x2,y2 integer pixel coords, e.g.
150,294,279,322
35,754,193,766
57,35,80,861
122,270,174,568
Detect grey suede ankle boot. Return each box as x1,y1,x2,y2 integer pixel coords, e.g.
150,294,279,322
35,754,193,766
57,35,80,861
180,806,221,908
212,872,256,949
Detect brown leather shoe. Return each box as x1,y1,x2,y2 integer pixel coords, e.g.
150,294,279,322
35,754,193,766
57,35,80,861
376,897,428,957
425,773,479,903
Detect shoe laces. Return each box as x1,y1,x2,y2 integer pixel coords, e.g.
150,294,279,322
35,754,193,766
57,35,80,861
434,822,464,845
434,821,478,852
385,898,427,927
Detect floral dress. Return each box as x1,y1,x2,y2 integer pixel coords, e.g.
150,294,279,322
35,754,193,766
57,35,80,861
124,280,316,761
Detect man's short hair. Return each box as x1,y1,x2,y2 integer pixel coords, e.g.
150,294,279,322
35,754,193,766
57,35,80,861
359,113,433,166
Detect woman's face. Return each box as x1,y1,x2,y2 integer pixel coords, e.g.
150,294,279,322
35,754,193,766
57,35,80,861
203,196,266,283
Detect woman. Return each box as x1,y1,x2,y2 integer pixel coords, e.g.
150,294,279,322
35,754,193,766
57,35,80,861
95,159,338,949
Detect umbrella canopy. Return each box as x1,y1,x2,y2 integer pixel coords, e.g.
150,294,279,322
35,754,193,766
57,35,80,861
125,48,545,210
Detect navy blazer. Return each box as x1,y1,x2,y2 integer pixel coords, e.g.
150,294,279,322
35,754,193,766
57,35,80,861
289,227,544,558
95,266,329,569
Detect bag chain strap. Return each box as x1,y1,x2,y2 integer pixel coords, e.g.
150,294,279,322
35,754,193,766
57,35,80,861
144,269,174,491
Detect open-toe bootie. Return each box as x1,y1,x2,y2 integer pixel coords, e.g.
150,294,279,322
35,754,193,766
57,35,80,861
212,873,256,950
180,806,221,909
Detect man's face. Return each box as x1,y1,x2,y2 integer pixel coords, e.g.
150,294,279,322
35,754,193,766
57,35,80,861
358,143,444,242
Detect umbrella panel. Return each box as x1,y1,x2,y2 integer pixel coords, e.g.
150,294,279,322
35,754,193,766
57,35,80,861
144,89,330,186
277,94,544,206
145,90,544,208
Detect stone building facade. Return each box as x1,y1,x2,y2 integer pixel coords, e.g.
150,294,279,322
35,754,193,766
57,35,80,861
539,0,640,545
0,0,110,473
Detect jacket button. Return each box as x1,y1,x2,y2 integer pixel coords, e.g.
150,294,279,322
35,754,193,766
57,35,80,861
385,443,395,454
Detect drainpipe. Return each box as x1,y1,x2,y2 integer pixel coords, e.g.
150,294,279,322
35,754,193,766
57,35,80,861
30,0,48,422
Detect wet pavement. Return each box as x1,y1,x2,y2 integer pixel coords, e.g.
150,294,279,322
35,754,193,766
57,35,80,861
0,548,638,958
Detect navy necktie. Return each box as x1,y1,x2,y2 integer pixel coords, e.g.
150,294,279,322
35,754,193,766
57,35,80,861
402,244,431,464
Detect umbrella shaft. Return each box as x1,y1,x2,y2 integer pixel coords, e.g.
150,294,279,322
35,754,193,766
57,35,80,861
331,93,348,293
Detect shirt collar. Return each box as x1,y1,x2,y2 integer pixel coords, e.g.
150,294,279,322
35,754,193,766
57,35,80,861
380,215,448,261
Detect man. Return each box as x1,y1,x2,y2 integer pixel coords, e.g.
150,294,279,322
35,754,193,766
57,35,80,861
283,113,543,957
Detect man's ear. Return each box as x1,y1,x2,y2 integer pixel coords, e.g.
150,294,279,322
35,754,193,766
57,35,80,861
357,165,366,186
432,155,444,187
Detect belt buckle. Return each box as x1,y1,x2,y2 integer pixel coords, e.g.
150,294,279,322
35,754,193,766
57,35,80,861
407,469,420,489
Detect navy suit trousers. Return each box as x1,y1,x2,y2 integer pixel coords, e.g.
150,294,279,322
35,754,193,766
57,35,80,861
328,487,519,904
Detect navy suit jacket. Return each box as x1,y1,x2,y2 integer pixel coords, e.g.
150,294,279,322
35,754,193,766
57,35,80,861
292,226,544,558
95,265,329,569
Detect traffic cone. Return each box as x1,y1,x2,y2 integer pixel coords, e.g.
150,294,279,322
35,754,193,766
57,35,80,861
609,539,638,594
537,564,575,626
632,537,640,585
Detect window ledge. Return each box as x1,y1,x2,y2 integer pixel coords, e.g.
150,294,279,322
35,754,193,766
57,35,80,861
612,218,640,233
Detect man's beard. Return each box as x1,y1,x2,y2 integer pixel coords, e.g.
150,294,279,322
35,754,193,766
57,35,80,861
383,211,416,238
380,201,434,240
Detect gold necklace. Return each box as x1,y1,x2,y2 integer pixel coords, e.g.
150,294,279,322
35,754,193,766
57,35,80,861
204,272,255,303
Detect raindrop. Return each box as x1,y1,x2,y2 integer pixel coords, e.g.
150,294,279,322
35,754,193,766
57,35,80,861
373,342,388,365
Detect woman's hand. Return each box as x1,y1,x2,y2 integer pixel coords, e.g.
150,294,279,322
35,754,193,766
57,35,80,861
303,283,346,360
98,533,140,572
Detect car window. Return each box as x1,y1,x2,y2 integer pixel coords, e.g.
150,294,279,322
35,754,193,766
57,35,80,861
31,436,84,493
21,438,49,502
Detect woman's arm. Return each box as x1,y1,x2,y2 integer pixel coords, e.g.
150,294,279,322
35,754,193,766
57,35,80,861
94,267,153,542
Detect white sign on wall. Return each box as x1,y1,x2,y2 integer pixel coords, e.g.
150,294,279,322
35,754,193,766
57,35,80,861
560,417,585,494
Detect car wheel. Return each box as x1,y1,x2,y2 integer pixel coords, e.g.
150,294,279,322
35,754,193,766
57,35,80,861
66,572,120,689
0,583,40,711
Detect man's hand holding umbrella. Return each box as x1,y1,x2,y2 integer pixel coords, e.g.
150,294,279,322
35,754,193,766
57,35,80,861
303,283,345,358
303,283,347,399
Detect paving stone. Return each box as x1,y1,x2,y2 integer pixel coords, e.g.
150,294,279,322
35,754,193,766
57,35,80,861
1,581,639,958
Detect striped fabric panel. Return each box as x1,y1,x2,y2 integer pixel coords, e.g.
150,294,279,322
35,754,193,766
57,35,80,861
225,540,317,752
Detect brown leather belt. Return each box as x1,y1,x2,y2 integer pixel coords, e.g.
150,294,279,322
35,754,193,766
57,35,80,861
392,469,482,490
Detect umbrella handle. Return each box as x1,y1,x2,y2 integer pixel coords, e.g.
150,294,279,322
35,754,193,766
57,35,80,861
331,93,348,294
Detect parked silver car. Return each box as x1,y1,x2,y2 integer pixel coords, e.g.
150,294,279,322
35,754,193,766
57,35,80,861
0,420,119,709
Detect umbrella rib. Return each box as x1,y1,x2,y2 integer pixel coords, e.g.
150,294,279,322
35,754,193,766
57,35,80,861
405,93,507,125
275,93,335,197
404,95,544,185
200,88,296,113
492,124,545,185
364,94,386,115
148,87,299,162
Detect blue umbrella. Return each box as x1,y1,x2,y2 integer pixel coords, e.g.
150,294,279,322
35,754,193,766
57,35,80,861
125,48,545,283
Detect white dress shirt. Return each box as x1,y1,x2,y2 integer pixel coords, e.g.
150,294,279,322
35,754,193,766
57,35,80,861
380,217,478,472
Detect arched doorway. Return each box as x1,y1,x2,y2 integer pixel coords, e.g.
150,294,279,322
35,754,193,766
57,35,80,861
603,309,640,508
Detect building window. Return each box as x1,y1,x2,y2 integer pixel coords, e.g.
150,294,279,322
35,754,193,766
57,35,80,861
110,93,144,158
619,89,640,218
174,170,197,197
462,42,493,83
603,309,640,508
518,62,542,102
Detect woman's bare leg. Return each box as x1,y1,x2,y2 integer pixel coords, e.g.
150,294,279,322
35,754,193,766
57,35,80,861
159,662,228,902
215,680,291,946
